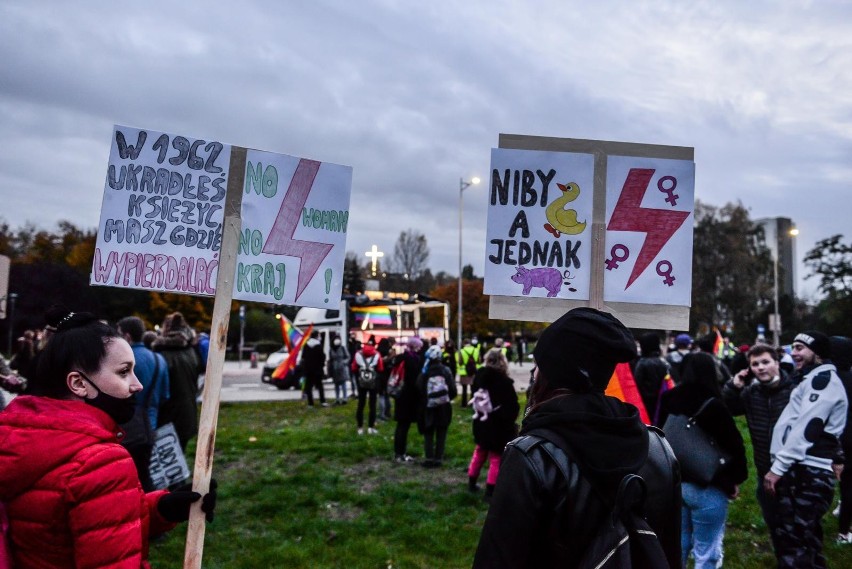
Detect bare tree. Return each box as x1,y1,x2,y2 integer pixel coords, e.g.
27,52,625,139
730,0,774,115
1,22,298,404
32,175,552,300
390,229,430,279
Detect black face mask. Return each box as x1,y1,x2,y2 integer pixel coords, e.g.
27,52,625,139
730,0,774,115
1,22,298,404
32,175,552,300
78,371,137,424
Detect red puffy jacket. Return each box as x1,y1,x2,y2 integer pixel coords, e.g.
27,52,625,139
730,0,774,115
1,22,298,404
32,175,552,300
0,396,175,568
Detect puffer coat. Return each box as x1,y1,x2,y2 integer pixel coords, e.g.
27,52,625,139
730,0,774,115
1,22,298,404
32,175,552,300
0,396,174,568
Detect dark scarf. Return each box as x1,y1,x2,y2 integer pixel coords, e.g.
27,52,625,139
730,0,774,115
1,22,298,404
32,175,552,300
521,392,649,494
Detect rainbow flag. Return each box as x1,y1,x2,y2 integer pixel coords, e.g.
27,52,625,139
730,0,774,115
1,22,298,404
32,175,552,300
272,324,313,380
279,316,304,350
604,362,651,425
351,305,393,326
713,328,724,359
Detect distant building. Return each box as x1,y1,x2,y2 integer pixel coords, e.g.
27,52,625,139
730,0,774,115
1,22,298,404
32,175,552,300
756,217,796,297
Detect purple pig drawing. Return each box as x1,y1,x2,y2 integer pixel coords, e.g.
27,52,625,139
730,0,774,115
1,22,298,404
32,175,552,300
510,266,564,297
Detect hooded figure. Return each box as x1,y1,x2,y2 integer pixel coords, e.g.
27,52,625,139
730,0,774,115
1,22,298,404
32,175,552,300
473,308,680,568
152,312,201,451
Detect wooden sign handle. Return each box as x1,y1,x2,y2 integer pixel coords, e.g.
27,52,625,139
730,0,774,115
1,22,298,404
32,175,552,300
183,146,246,569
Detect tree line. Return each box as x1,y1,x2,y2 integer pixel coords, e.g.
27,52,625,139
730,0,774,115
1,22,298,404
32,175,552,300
1,204,850,355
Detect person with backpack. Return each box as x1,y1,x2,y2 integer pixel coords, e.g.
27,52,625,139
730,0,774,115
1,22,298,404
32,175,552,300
658,352,747,569
473,308,681,568
466,348,520,499
415,345,457,467
351,339,383,435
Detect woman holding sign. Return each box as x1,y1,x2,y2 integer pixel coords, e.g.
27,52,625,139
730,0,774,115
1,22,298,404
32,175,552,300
0,307,214,568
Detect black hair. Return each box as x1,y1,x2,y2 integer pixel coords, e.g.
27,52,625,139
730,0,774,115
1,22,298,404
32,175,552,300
32,307,122,398
679,352,722,398
117,316,145,343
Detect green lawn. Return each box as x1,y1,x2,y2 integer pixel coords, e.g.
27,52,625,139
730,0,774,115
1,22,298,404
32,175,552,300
149,400,852,568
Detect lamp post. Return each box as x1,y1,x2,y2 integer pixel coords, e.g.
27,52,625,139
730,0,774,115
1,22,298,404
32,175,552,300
771,226,798,347
458,176,480,351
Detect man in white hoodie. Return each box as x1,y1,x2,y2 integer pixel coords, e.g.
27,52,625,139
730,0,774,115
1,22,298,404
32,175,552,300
764,330,848,569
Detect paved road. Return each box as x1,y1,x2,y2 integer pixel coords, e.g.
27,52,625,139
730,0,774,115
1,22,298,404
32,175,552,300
218,360,535,403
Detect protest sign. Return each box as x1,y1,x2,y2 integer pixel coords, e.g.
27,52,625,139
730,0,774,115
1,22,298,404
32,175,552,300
484,148,594,300
238,149,350,307
487,134,694,330
149,423,191,490
90,125,353,568
91,125,352,308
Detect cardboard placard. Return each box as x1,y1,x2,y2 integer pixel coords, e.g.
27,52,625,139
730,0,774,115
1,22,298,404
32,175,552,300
487,134,694,329
149,423,191,490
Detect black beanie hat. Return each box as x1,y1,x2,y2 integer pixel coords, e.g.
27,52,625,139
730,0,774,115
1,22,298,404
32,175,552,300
533,307,637,392
794,330,831,360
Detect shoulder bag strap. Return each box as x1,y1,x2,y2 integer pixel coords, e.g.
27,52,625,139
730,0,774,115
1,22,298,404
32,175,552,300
691,397,715,421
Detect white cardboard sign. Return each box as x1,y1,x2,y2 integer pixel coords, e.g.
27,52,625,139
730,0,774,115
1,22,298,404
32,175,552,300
487,136,695,329
603,155,694,305
483,148,595,299
90,125,352,308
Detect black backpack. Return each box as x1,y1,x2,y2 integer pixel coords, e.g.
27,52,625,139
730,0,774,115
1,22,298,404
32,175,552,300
358,354,378,389
537,439,671,569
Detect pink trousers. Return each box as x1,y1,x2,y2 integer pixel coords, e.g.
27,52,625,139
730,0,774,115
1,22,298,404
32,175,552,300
467,445,502,485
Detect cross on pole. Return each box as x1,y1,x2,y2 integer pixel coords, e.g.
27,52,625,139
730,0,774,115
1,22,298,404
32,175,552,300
365,245,384,276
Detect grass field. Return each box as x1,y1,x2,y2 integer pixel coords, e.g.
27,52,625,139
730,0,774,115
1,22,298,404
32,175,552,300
149,399,852,568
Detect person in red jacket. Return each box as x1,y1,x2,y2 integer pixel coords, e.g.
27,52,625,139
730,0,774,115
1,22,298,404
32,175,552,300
0,308,214,569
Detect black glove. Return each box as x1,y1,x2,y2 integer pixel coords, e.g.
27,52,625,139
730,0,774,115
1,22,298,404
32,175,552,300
157,480,217,523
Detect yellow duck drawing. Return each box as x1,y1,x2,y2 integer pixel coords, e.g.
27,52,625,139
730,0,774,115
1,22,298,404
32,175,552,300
544,182,587,237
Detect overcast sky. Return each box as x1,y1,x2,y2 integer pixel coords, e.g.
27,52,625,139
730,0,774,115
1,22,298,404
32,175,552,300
2,0,850,301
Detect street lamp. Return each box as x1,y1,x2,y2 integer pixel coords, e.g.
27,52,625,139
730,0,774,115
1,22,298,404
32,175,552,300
772,227,798,347
458,176,480,351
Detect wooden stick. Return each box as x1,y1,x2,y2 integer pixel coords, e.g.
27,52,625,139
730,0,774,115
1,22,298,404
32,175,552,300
183,146,247,569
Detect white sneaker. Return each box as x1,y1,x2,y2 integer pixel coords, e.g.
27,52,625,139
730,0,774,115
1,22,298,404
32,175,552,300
837,532,852,544
357,428,364,436
367,427,378,435
833,501,842,517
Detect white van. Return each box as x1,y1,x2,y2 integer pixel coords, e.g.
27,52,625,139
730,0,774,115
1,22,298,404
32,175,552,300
292,295,451,359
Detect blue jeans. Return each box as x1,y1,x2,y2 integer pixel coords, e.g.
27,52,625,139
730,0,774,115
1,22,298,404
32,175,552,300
682,482,729,568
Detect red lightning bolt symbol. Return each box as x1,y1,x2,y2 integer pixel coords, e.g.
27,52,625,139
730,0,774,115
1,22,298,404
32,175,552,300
607,168,690,290
262,159,333,302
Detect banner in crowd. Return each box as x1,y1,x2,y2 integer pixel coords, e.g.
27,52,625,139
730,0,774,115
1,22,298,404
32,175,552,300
486,135,695,329
90,125,352,309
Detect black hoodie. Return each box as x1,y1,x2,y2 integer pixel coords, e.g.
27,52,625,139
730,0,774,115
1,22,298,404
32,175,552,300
474,392,680,569
521,392,649,495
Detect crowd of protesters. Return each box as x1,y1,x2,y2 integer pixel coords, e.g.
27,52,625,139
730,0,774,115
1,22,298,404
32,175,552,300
2,302,850,568
630,329,851,568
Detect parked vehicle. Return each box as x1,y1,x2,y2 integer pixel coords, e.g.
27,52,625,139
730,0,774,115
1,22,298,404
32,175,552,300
260,347,301,390
292,294,451,357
